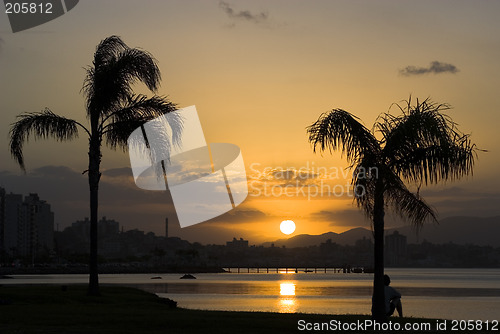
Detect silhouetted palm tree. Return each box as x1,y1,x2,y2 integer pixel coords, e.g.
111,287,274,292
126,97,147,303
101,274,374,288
9,36,181,295
307,97,479,320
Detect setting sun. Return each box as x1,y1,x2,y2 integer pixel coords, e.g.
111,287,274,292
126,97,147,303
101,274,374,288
280,283,296,296
280,220,296,235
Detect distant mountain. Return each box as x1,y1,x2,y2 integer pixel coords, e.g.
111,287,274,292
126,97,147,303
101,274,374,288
387,215,500,246
261,227,372,248
261,216,500,247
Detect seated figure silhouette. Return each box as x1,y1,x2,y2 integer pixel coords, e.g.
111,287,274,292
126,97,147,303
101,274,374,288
384,274,403,317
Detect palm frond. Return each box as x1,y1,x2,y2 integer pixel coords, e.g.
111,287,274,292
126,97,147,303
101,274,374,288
83,36,161,119
351,154,437,230
102,95,182,151
379,98,478,185
81,66,95,114
307,109,380,164
378,98,453,152
384,170,437,230
391,136,476,184
351,156,380,219
113,48,161,93
9,108,80,171
82,36,126,113
92,35,127,69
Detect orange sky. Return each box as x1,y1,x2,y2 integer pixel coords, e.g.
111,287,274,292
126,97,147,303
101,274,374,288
1,1,500,244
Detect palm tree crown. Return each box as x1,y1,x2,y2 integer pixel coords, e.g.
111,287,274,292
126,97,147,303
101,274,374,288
9,36,181,295
307,97,479,320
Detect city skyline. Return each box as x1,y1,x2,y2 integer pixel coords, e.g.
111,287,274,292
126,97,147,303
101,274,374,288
2,184,500,248
0,186,54,260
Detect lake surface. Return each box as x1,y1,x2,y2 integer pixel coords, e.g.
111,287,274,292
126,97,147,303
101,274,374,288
2,268,500,321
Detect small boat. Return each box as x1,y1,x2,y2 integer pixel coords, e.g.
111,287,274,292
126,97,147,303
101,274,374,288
150,276,162,280
180,274,196,279
303,270,313,273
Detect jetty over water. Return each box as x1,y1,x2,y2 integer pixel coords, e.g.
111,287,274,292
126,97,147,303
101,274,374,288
223,266,373,274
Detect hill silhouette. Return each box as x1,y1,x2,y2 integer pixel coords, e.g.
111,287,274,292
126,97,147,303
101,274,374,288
262,227,372,248
389,215,500,246
261,216,500,247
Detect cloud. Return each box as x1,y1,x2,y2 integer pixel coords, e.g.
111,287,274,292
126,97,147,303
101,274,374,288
203,207,268,225
247,164,356,200
219,1,268,24
310,210,367,227
310,209,404,229
102,167,133,178
400,61,459,76
32,165,83,179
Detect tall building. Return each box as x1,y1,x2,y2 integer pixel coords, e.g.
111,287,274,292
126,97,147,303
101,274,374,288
385,230,407,266
0,187,54,259
0,187,4,248
99,216,119,236
165,218,168,238
226,237,249,250
71,216,119,242
25,193,55,255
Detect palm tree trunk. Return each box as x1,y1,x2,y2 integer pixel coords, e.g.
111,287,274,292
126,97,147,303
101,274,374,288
371,179,386,321
87,135,101,296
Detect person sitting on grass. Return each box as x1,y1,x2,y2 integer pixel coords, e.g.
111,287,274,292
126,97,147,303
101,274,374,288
384,274,403,317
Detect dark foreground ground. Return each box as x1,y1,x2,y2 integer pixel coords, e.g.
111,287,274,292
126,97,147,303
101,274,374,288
0,286,493,333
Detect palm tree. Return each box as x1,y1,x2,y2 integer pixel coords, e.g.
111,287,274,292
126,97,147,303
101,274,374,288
307,97,479,320
9,36,181,295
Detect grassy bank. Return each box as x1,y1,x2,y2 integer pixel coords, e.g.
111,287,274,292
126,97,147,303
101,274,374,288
0,286,485,333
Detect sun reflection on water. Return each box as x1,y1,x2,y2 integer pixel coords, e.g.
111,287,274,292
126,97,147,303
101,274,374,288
278,282,297,313
280,282,296,296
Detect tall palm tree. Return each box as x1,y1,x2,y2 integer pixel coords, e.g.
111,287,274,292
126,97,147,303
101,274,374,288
9,36,181,295
307,97,479,320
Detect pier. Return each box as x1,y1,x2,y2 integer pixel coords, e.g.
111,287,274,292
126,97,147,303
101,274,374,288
222,266,372,274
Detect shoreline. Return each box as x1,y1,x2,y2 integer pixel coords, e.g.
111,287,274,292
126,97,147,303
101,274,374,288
2,266,499,276
0,285,463,334
0,266,226,276
3,269,499,323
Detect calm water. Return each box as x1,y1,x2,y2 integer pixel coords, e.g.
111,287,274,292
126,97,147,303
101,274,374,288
2,268,500,320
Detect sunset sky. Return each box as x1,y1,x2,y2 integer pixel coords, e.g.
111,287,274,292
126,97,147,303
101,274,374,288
1,0,499,244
